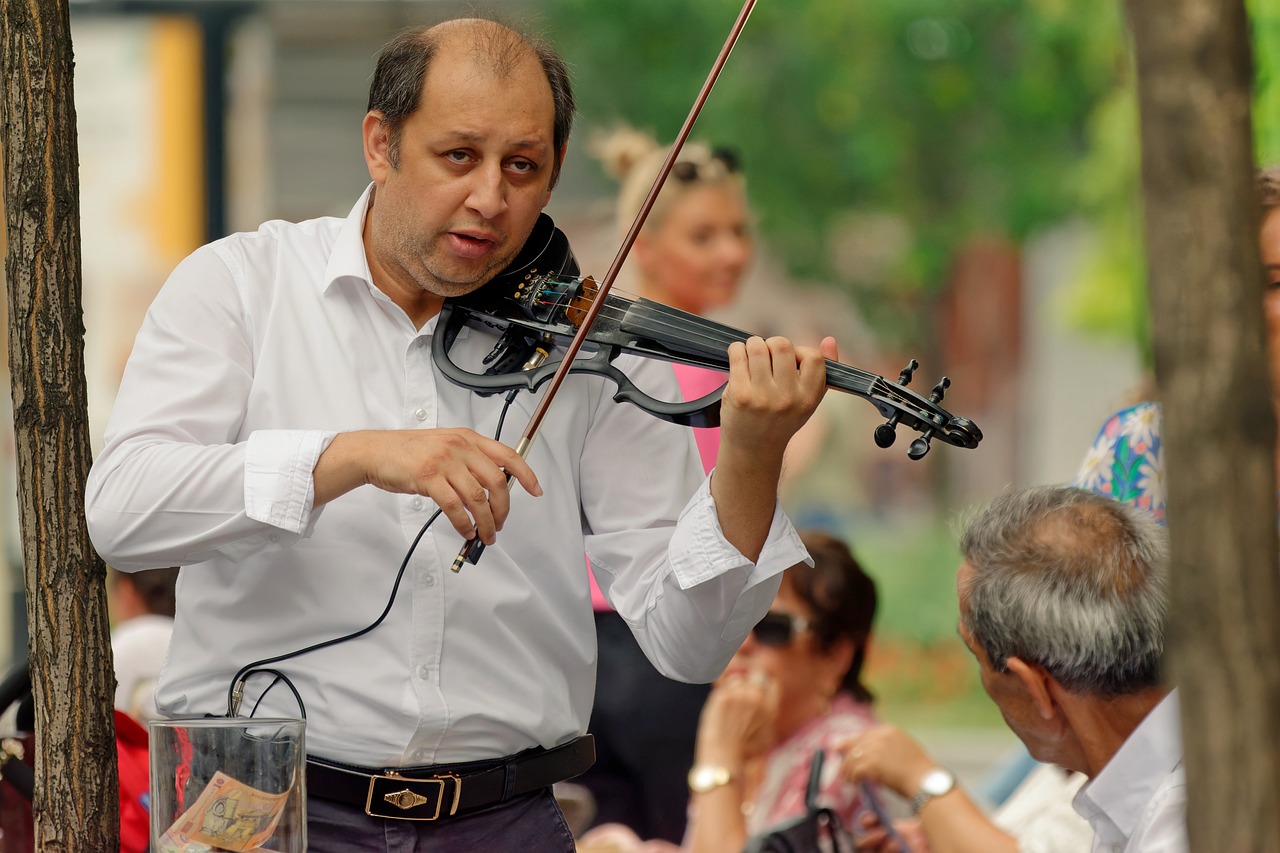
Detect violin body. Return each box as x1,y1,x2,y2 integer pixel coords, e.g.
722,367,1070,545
434,214,983,458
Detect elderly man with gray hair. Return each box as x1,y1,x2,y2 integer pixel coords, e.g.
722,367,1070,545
841,485,1185,853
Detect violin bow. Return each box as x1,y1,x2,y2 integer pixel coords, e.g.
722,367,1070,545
451,0,760,571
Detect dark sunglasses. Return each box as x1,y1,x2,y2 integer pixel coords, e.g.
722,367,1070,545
672,147,741,183
750,611,810,648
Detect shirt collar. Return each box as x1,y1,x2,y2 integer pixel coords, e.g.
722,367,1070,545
320,183,444,336
322,182,378,294
1073,689,1182,842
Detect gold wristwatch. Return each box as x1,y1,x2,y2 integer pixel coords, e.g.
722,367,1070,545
687,765,734,793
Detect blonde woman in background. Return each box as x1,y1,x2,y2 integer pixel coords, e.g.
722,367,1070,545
579,127,755,844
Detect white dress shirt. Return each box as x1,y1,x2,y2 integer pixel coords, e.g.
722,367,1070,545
1072,690,1187,853
992,763,1092,853
85,185,806,768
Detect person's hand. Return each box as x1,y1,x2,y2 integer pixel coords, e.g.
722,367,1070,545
694,668,780,771
836,724,940,799
317,428,541,543
717,336,835,459
854,813,925,853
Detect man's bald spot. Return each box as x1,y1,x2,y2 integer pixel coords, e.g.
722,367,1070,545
424,17,543,80
1020,502,1146,597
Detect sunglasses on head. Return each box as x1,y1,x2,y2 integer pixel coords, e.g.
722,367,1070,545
750,611,810,648
672,147,741,183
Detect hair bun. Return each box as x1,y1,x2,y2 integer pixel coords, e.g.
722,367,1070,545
590,126,662,182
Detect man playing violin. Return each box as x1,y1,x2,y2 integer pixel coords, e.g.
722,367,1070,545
85,15,835,851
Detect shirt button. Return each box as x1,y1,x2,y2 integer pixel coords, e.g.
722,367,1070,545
410,497,425,511
414,407,428,421
268,534,279,543
413,748,431,762
416,664,431,680
424,574,436,587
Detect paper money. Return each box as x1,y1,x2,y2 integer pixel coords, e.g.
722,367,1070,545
154,829,211,852
163,770,291,852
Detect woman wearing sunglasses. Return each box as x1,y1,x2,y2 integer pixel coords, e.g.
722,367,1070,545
578,530,881,853
678,529,881,852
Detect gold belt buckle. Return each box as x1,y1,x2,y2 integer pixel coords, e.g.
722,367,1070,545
364,770,463,821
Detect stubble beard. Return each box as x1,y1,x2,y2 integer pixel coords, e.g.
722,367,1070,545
387,223,521,301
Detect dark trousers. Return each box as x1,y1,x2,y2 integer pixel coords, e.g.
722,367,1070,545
578,610,711,844
307,787,574,852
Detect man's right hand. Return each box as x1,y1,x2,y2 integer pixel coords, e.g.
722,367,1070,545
313,429,542,544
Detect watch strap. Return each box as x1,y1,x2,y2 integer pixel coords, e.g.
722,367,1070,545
910,768,956,815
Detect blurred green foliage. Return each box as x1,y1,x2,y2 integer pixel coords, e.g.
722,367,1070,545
544,0,1128,344
846,516,1005,727
543,0,1278,353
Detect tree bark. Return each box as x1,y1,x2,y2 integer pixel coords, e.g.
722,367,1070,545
1,0,120,849
1126,0,1280,848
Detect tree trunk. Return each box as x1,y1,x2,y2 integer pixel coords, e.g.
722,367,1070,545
1126,0,1280,848
0,0,120,850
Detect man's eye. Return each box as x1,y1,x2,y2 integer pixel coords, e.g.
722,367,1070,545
508,160,535,174
446,151,471,164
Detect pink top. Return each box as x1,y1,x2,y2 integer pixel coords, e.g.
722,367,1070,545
747,693,878,835
590,364,724,611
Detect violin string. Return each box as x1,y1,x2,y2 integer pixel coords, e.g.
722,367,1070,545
535,284,906,401
529,279,949,427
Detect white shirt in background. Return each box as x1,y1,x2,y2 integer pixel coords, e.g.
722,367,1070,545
1072,690,1186,853
111,613,173,722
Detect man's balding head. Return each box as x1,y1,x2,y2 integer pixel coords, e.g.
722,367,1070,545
366,17,575,187
958,485,1169,697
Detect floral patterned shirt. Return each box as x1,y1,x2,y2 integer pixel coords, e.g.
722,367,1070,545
1073,402,1166,523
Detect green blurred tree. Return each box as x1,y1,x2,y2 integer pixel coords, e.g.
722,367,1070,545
1059,0,1280,359
545,0,1280,354
544,0,1129,344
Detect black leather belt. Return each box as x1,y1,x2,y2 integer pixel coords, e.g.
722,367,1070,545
305,734,595,821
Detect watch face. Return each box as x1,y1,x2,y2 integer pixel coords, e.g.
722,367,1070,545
920,768,954,796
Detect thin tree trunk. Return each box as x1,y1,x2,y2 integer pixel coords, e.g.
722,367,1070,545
0,0,120,849
1126,0,1280,848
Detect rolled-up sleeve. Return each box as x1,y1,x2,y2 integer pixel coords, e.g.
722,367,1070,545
582,358,810,684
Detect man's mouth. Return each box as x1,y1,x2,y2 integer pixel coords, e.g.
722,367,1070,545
447,230,499,260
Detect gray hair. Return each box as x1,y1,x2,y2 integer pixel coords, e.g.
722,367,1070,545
959,485,1169,697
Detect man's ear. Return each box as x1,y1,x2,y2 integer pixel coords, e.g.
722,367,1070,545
1007,656,1059,721
363,111,393,184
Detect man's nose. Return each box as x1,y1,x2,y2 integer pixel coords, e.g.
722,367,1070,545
466,163,508,220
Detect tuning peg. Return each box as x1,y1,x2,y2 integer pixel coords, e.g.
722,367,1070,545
908,428,935,460
897,359,919,386
874,415,900,448
929,376,951,404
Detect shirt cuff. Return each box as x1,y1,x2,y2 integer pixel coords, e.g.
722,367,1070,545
244,429,336,534
668,476,810,591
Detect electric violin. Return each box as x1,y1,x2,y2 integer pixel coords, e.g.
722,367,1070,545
433,213,983,459
439,0,982,571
